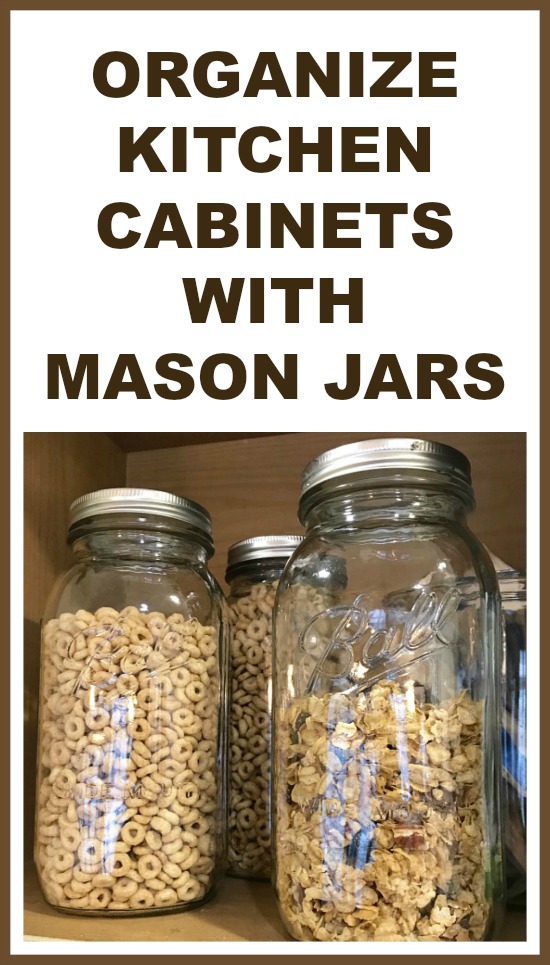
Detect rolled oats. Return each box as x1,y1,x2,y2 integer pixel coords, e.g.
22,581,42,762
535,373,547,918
276,679,489,941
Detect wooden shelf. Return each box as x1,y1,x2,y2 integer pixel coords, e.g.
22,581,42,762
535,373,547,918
24,865,525,943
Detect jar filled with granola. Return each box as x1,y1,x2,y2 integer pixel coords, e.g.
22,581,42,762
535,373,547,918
35,488,228,915
226,535,302,879
273,439,504,942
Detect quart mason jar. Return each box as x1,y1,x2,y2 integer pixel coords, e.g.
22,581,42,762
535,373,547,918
35,488,228,915
273,439,504,942
226,535,302,879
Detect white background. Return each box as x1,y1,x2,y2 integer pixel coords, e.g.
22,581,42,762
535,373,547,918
10,8,539,955
11,9,539,431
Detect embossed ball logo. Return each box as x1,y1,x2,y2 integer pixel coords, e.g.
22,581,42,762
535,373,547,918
298,585,462,694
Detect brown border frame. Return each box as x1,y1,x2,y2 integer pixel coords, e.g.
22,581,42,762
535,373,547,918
3,1,543,961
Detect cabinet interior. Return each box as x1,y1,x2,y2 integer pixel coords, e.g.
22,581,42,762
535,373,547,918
23,431,527,942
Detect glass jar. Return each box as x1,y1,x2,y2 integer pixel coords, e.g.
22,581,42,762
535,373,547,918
499,570,526,906
273,439,504,942
35,488,228,915
226,535,302,879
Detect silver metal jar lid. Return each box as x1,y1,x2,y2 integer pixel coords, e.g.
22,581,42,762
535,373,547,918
226,535,302,580
68,488,214,555
300,438,473,520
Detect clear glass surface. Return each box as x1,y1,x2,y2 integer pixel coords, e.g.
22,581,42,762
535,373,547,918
227,561,283,880
273,486,504,942
35,522,228,915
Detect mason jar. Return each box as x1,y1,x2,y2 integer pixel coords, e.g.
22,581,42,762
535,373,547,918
499,570,526,907
226,535,302,879
35,488,228,915
273,439,504,942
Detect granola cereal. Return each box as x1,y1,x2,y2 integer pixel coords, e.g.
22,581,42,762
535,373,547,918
275,679,489,941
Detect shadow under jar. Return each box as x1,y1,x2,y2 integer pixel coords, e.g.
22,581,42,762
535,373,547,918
35,488,228,915
272,439,504,942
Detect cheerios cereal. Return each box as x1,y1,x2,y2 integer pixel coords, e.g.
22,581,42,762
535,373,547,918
35,608,219,913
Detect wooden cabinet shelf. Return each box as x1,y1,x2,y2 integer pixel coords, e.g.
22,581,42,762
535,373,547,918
24,432,527,944
24,864,525,943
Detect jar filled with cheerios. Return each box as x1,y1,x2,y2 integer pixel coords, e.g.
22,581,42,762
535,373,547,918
273,439,505,942
35,488,228,915
226,536,302,879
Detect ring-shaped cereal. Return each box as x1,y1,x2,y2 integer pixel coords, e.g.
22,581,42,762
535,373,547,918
60,826,81,852
154,887,178,907
177,783,200,807
77,838,102,867
137,688,160,712
171,739,194,764
147,708,170,728
68,896,90,910
85,707,110,731
54,631,73,658
193,698,213,720
177,876,203,901
121,821,146,846
184,680,206,704
189,815,210,837
127,718,150,740
64,716,85,741
158,787,178,808
105,851,131,877
120,653,145,675
152,674,172,696
54,768,77,793
247,618,268,642
144,829,162,851
130,643,152,659
137,853,162,880
88,887,111,910
151,745,170,766
49,741,71,766
129,887,155,909
187,658,207,676
172,708,195,732
116,673,139,696
189,750,210,775
198,638,217,657
70,878,93,896
167,613,187,630
158,758,183,780
146,612,166,635
92,872,116,888
130,626,153,647
244,644,263,666
236,761,255,780
112,877,139,901
51,868,75,886
53,850,74,873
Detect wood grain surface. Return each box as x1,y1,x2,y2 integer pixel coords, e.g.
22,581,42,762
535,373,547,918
108,432,284,451
126,432,526,588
